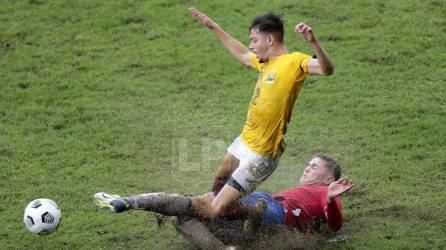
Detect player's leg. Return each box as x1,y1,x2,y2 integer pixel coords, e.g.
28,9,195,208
122,188,256,219
94,191,234,220
187,184,240,218
210,183,243,217
212,152,239,194
124,193,193,215
171,216,230,250
94,145,279,219
189,182,262,220
94,189,267,223
126,145,239,215
195,154,280,218
210,135,248,195
94,192,208,216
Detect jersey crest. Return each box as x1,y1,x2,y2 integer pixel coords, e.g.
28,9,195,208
292,208,302,217
264,72,276,84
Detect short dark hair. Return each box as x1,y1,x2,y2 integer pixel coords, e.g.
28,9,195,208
249,12,284,43
315,153,342,181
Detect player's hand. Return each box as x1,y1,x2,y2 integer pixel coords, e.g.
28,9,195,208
327,178,354,201
295,22,316,43
188,7,218,30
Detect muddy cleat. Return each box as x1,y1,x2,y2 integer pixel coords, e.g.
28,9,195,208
94,192,129,213
243,198,267,234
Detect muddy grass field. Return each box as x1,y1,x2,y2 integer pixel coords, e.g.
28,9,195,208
1,0,445,249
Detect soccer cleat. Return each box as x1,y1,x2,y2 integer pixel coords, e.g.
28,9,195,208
243,198,267,234
93,192,129,213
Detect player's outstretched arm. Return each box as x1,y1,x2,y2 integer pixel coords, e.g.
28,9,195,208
325,178,353,231
188,7,253,67
295,23,334,76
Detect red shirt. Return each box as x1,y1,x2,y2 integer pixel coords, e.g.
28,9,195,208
273,184,343,231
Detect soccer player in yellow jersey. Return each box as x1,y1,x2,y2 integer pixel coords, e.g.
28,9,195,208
185,7,334,219
94,8,335,227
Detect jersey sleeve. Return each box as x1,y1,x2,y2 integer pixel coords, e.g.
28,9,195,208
250,54,263,71
325,198,344,231
292,52,312,79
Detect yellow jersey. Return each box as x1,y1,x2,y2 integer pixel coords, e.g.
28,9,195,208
241,52,311,157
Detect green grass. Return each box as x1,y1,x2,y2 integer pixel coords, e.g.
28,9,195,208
1,0,445,249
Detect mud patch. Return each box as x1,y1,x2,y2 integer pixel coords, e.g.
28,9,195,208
206,219,340,249
360,55,397,65
1,42,13,55
321,35,343,42
109,234,146,244
18,82,30,89
430,1,445,8
122,17,145,25
345,187,367,198
369,204,406,217
0,147,14,158
128,62,142,68
28,0,45,5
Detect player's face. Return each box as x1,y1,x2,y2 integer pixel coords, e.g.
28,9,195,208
249,28,271,63
300,157,333,185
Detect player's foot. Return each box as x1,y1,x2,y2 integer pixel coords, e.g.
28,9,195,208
243,198,267,234
93,192,129,213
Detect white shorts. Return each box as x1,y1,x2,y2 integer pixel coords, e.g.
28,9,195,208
227,136,280,194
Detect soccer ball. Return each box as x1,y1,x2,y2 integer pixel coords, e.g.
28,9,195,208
23,198,62,235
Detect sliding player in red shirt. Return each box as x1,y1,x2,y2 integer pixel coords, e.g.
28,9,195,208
241,153,351,232
94,153,353,247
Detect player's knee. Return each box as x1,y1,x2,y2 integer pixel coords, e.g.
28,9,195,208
208,204,225,219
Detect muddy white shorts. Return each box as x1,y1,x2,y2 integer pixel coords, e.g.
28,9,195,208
227,136,280,194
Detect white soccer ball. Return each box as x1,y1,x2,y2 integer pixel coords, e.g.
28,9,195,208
23,198,62,235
